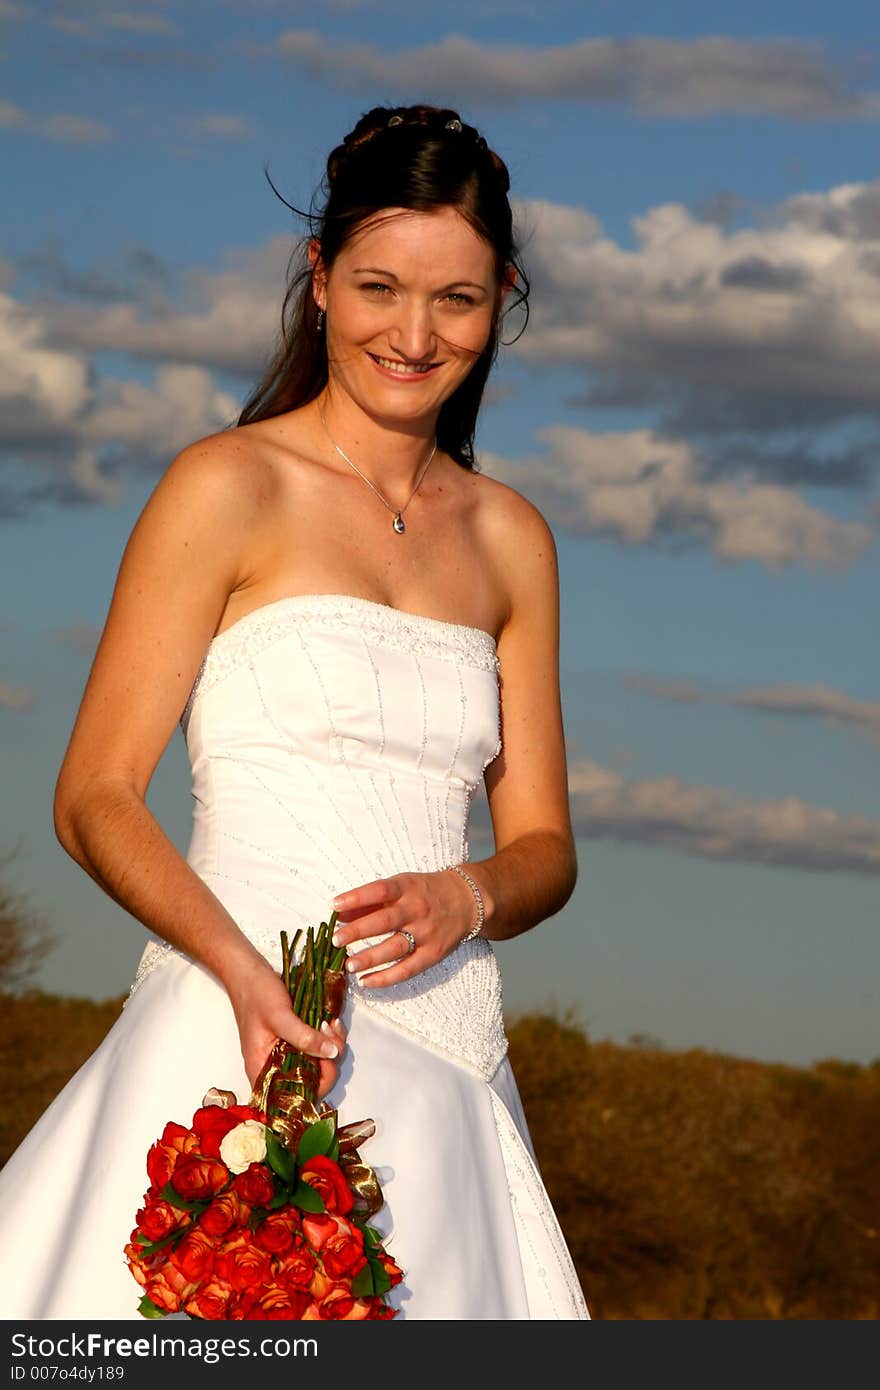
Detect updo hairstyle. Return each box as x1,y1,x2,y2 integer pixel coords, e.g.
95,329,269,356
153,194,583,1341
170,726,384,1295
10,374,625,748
237,104,529,471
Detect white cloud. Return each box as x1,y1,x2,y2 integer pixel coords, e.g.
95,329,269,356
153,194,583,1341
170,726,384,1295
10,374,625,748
0,681,34,712
626,674,880,746
0,100,110,143
514,186,880,435
480,426,874,571
566,756,880,876
0,292,238,506
267,31,880,118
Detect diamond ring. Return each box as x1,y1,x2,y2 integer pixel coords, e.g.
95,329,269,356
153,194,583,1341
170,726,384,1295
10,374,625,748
396,929,417,956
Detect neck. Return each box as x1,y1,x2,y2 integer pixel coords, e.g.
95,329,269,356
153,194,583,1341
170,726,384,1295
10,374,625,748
316,387,439,494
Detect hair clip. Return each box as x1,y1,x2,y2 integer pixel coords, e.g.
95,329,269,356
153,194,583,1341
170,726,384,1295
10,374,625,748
387,114,404,127
445,118,463,131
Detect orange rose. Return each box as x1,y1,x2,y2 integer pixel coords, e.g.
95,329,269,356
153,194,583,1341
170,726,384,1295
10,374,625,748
170,1155,229,1202
215,1234,272,1292
301,1212,337,1251
240,1283,311,1320
170,1228,216,1283
124,1239,148,1284
299,1155,354,1215
276,1237,316,1290
321,1222,367,1282
136,1199,187,1243
200,1190,249,1238
146,1124,197,1191
316,1285,373,1320
253,1209,300,1256
184,1277,232,1320
233,1163,276,1207
144,1263,196,1314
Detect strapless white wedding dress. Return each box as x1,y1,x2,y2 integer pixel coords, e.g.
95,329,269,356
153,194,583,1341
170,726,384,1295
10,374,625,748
0,594,588,1320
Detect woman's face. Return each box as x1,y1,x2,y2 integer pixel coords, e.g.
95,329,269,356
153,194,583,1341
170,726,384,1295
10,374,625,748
311,206,504,430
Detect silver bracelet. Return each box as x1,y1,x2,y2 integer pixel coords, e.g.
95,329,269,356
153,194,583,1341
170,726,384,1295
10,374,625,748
448,863,485,942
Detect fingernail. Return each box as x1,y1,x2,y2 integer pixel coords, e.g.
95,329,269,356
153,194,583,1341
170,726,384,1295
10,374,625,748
322,1043,339,1059
346,958,357,972
320,1021,332,1035
332,931,342,947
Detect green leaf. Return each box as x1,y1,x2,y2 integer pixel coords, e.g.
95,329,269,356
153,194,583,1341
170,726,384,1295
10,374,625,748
351,1264,375,1298
328,1138,340,1163
289,1179,325,1213
137,1294,167,1319
266,1190,291,1210
369,1257,392,1297
362,1224,383,1251
160,1181,210,1216
297,1115,336,1163
265,1130,297,1183
133,1226,187,1257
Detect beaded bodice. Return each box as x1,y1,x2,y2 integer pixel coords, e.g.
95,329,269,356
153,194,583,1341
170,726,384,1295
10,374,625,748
129,593,508,1080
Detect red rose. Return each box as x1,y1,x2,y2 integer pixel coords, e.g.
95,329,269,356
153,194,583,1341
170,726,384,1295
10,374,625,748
200,1190,249,1238
191,1106,245,1158
367,1301,397,1319
253,1209,299,1256
322,1223,367,1282
299,1155,354,1215
171,1155,229,1202
135,1200,187,1243
233,1163,276,1207
215,1234,271,1292
170,1229,216,1283
184,1277,232,1320
124,1239,148,1284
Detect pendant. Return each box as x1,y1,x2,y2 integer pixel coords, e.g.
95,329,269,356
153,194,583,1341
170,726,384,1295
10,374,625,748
392,512,405,534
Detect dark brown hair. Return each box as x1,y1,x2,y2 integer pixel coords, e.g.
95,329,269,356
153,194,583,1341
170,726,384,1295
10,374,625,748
237,104,529,470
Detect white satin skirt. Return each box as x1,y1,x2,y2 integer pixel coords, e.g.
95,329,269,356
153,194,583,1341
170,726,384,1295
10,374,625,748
0,953,589,1320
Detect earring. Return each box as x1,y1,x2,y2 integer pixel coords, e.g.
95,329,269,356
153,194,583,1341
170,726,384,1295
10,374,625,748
316,308,325,332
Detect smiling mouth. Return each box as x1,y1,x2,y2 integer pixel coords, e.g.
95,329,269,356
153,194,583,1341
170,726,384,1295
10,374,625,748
368,353,439,376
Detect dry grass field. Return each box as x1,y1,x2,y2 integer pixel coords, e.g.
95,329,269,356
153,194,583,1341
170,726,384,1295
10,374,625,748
2,993,879,1319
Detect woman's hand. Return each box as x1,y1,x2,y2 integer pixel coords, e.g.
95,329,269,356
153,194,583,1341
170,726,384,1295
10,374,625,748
330,868,486,989
227,956,347,1098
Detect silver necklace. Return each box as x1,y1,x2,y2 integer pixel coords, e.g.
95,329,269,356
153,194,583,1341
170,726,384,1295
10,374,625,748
318,403,437,535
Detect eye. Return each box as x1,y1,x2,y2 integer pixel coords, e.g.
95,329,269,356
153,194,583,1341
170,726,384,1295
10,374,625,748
360,282,392,296
444,292,475,306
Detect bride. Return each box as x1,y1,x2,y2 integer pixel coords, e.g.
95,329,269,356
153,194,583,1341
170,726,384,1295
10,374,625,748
0,104,589,1320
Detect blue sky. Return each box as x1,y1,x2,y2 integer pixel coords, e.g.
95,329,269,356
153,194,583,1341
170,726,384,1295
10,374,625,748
2,1,878,1066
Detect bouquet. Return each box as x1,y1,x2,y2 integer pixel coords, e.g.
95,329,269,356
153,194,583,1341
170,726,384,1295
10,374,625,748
125,913,403,1320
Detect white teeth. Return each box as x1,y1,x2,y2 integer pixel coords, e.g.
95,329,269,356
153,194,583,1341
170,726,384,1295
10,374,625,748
372,355,434,375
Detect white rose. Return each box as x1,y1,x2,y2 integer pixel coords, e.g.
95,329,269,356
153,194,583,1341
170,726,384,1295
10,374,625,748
219,1119,268,1174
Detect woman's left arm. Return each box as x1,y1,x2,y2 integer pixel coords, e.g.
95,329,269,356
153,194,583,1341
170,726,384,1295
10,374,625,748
331,494,578,985
463,495,577,941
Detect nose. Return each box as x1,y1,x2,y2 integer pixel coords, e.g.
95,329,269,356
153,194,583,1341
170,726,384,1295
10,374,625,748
387,298,437,363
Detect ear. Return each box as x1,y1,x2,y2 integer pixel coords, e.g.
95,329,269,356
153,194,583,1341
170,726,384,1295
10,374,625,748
499,263,518,305
309,237,328,311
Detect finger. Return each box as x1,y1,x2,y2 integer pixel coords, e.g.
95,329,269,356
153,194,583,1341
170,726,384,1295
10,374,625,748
332,880,404,942
356,956,420,990
320,1018,347,1052
344,933,416,976
275,1014,339,1061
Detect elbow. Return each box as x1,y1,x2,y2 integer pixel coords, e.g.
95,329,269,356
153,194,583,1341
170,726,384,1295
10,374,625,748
53,778,80,857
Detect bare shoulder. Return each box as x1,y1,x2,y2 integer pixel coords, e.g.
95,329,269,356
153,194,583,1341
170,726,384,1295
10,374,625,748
468,467,559,634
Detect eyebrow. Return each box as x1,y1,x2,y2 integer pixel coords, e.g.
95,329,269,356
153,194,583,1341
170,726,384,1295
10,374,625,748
352,267,488,292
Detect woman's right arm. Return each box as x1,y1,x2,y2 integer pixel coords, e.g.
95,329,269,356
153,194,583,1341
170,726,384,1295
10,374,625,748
53,436,342,1090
